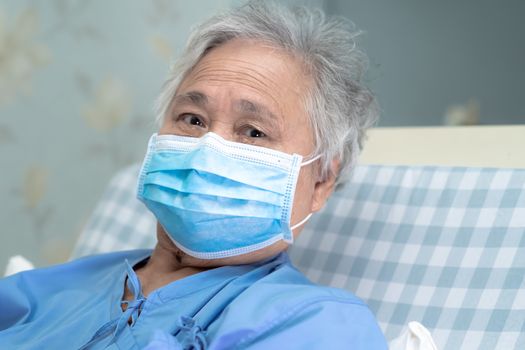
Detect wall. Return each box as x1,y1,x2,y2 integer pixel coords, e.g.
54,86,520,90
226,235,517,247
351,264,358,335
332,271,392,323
0,0,235,269
326,0,525,126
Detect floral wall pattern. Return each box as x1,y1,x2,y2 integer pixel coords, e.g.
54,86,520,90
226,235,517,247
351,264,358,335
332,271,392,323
0,0,235,269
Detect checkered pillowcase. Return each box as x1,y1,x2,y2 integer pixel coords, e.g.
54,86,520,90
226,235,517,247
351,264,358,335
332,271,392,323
72,164,525,350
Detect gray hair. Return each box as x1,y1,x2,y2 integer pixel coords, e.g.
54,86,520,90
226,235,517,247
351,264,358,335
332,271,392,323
155,1,379,187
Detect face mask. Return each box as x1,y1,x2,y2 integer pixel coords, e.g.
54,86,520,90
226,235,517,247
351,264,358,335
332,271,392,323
137,132,319,259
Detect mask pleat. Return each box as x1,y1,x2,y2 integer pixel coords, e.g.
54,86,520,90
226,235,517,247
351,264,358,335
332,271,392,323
143,170,282,205
143,184,282,219
148,149,293,193
145,201,283,252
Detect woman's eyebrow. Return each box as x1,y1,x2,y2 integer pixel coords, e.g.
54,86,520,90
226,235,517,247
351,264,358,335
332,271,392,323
172,91,209,107
173,93,278,121
235,99,284,137
235,99,280,123
171,93,282,130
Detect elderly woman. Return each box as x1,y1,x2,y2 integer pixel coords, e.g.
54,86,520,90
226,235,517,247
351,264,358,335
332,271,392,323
0,2,386,349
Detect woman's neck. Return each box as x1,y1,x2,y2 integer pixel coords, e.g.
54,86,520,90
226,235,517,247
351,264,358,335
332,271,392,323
125,241,209,299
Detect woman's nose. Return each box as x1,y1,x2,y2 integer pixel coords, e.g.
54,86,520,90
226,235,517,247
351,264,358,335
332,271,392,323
207,120,235,141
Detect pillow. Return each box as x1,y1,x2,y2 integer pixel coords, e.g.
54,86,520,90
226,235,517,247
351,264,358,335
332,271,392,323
4,255,34,277
71,164,156,258
289,165,525,350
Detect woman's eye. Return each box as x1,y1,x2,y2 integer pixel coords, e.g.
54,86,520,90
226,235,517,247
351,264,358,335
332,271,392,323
181,114,205,127
244,127,266,138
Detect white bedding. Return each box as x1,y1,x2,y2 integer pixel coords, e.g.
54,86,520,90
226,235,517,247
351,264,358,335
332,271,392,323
389,322,438,350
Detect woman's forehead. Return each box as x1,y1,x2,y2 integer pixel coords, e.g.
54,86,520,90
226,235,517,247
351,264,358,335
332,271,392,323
179,39,308,110
170,40,315,154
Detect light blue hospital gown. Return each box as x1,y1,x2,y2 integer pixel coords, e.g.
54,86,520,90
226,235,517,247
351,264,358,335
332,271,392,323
0,250,387,349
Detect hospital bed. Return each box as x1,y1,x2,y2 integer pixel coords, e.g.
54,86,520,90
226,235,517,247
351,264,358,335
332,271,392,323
72,125,525,349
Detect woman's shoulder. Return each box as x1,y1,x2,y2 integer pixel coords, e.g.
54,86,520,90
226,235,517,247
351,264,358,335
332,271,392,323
253,259,366,305
0,249,152,337
1,249,151,293
207,260,387,349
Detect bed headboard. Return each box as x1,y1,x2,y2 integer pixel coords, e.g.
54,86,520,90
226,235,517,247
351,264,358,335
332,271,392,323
361,125,525,168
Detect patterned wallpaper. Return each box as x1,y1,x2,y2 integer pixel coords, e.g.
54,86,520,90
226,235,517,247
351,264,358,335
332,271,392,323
0,0,234,269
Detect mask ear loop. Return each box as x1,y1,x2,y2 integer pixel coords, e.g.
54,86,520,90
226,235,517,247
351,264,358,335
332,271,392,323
290,154,321,231
288,154,321,233
290,212,313,230
300,154,321,167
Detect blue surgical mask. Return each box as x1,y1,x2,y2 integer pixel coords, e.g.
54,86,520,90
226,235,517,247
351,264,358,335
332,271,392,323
137,132,319,259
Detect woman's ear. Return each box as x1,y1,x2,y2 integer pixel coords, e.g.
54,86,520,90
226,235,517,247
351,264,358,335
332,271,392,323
310,159,340,213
